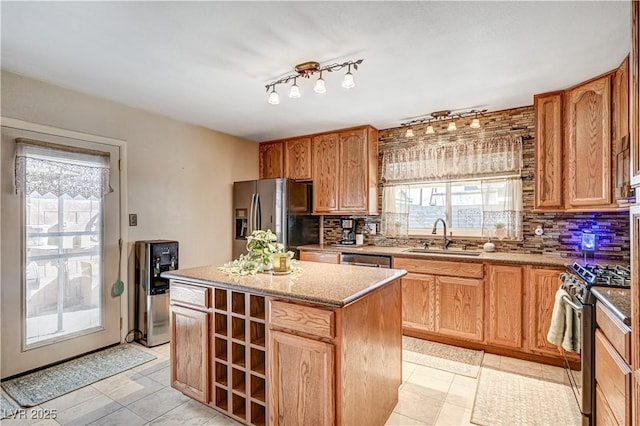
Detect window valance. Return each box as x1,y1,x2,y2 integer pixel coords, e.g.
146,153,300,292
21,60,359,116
14,138,112,199
382,136,523,183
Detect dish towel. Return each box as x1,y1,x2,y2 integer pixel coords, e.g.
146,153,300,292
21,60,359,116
546,288,581,353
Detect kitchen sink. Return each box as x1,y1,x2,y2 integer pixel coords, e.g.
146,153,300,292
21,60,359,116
403,248,482,257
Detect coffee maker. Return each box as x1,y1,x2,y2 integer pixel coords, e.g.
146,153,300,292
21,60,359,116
340,219,356,245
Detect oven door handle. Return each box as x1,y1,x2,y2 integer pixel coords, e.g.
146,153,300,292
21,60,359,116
561,295,583,312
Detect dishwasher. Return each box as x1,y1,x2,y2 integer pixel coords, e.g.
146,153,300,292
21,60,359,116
340,252,391,268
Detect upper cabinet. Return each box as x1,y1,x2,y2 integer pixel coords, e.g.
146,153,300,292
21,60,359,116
312,132,340,212
534,57,631,212
534,92,564,210
259,125,379,215
613,57,631,200
259,141,284,179
284,137,312,181
631,1,640,189
313,126,378,215
565,74,613,209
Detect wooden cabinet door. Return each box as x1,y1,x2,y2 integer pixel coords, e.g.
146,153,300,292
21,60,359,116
613,57,630,151
565,75,613,208
487,264,523,349
631,1,640,188
534,92,564,211
595,329,632,426
401,273,436,333
631,205,640,425
338,128,368,212
434,276,484,341
170,305,209,403
259,141,284,179
299,250,340,264
312,133,340,213
613,57,631,202
269,330,335,426
527,267,565,357
284,137,312,181
596,384,619,426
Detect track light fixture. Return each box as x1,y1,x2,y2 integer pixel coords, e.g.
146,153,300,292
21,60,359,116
265,59,363,104
268,86,279,105
470,112,481,129
400,109,488,137
288,78,301,99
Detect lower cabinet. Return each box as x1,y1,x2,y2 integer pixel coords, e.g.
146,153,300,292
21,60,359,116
401,273,435,332
527,266,581,362
435,275,484,341
268,281,402,426
170,304,209,402
395,257,578,364
527,266,565,357
595,302,632,426
596,384,620,426
170,282,267,425
269,330,335,426
299,250,340,264
487,264,523,349
394,257,484,343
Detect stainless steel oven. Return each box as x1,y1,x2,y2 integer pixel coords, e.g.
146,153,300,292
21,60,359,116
559,263,631,426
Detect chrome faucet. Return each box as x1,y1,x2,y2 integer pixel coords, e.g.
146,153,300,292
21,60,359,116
432,218,452,249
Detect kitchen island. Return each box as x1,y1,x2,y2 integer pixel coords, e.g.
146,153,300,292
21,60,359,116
161,261,407,426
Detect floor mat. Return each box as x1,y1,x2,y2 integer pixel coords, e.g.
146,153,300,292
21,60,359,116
0,394,17,419
402,336,484,378
470,367,581,426
1,344,156,407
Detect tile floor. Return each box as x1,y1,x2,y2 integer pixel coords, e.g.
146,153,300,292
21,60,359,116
1,343,576,426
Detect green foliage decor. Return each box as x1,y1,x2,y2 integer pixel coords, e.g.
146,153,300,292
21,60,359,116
218,229,300,276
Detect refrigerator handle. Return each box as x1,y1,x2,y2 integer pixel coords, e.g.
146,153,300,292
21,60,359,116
249,193,256,234
256,193,262,230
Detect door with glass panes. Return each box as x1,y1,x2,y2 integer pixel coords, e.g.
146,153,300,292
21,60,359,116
1,126,121,378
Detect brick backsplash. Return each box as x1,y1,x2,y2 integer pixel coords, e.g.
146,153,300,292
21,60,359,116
323,106,630,261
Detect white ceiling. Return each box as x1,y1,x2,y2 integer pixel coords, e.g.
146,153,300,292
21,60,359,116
0,1,631,142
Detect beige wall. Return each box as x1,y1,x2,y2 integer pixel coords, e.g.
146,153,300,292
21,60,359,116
1,70,259,268
1,70,258,344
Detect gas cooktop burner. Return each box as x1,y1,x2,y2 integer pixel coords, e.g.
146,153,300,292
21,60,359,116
567,262,631,288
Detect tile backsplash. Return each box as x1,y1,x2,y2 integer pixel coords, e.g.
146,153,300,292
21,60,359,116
322,106,630,261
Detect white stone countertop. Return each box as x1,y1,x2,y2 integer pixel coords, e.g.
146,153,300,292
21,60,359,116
161,261,407,308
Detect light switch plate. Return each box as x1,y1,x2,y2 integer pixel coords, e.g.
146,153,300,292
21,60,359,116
129,214,138,226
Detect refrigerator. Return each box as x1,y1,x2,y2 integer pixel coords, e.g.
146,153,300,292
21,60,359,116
233,178,319,259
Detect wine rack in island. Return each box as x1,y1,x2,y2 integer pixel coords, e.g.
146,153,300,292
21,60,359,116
169,282,266,426
212,289,266,425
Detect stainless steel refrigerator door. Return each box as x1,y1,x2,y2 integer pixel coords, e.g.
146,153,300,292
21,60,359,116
256,178,287,247
233,180,257,259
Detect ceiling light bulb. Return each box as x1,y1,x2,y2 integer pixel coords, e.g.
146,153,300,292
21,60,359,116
405,128,415,138
447,121,457,131
426,125,434,134
342,72,355,89
268,88,280,105
289,81,301,99
470,118,480,129
314,75,326,94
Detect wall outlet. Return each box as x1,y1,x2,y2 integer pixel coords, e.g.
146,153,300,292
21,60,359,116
129,214,138,227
